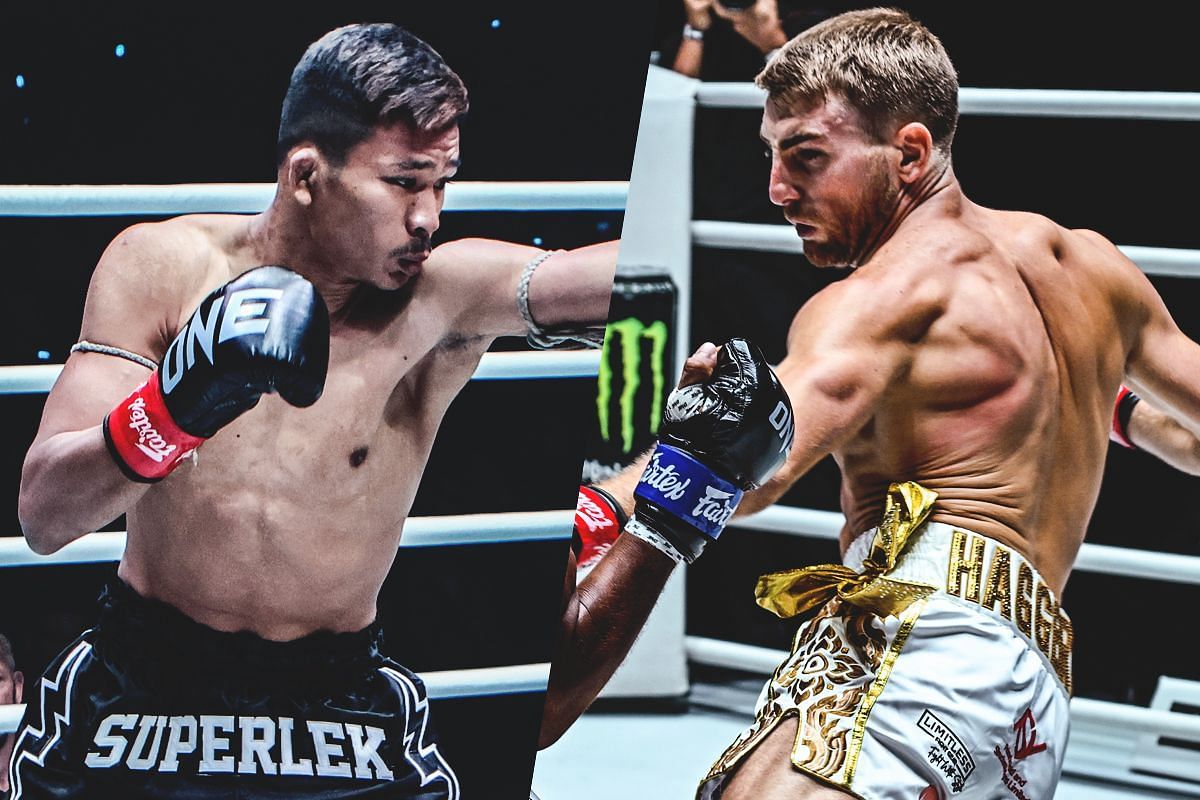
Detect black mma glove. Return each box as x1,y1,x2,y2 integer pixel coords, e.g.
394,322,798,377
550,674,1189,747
104,266,330,481
626,338,794,563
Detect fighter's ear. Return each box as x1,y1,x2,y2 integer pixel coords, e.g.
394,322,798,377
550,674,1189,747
894,122,934,185
284,146,322,207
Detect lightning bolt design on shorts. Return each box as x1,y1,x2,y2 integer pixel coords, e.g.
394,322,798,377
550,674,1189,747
9,638,94,799
379,666,461,799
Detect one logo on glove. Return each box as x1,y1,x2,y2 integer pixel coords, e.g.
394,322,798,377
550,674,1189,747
161,288,284,395
692,486,736,527
641,451,692,500
126,397,177,463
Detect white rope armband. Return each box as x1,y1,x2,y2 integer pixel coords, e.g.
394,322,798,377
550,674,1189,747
624,518,687,566
70,340,158,371
516,250,605,350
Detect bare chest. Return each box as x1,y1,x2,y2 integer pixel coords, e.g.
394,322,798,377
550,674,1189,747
169,321,487,500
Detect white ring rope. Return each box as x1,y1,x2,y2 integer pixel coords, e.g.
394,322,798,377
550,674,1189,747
0,661,551,735
691,220,804,254
0,350,601,395
684,636,1200,741
0,510,573,568
0,181,629,217
423,661,551,699
691,220,1200,279
470,350,600,380
695,83,1200,120
736,504,1200,586
0,703,22,735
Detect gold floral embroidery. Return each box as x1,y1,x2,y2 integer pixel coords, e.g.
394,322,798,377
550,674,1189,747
796,691,861,774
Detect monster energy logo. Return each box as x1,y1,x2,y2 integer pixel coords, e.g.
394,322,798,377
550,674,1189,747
597,317,669,453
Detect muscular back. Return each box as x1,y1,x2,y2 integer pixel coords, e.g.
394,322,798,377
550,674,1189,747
809,204,1133,594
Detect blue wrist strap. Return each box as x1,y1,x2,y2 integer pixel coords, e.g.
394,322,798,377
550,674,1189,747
633,444,743,539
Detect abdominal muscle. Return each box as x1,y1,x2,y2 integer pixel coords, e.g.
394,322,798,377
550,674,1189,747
117,396,430,641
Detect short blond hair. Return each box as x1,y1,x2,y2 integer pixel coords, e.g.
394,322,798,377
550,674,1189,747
757,8,958,154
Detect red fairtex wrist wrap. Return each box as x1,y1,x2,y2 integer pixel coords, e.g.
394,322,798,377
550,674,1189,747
103,375,207,482
574,485,627,570
1110,385,1140,450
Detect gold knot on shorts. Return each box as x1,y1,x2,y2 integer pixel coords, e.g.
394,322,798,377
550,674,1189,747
755,481,940,619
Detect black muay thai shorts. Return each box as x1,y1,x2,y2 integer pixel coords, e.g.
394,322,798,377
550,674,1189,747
8,579,459,799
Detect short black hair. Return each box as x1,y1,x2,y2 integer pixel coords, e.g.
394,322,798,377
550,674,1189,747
0,633,14,673
277,23,469,166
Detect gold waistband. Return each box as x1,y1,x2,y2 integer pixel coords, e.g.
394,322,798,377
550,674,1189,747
754,482,1073,693
755,482,940,620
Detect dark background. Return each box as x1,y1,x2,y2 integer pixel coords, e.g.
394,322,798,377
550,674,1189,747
0,2,656,798
652,0,1200,706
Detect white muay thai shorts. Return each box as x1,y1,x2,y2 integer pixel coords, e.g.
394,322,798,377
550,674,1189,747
698,520,1072,800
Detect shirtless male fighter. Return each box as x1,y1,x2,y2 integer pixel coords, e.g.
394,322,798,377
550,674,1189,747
12,23,614,800
692,8,1200,798
551,8,1200,798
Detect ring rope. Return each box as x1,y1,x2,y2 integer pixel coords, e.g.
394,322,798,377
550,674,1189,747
0,510,573,568
736,504,1200,586
423,661,551,699
691,220,1200,278
0,181,629,217
0,351,601,396
0,661,551,735
696,83,1200,120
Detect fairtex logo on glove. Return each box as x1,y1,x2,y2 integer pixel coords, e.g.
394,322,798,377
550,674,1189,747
125,396,177,463
635,445,743,538
692,486,737,528
576,493,618,535
104,377,207,482
641,451,692,500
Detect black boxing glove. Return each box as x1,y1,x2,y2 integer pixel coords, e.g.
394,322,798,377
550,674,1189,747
626,338,794,563
103,266,330,481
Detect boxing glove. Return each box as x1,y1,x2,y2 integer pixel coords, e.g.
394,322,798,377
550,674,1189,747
626,338,794,563
573,484,628,572
104,266,330,481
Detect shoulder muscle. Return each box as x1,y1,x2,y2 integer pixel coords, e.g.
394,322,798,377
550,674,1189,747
81,219,216,360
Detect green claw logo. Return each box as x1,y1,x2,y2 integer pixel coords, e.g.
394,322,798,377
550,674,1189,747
597,317,669,453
